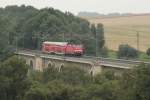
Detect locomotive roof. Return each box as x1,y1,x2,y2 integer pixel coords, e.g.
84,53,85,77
43,41,68,46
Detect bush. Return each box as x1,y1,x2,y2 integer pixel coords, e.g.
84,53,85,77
117,44,138,59
146,48,150,56
100,46,108,57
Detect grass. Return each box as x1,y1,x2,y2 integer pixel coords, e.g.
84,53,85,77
108,50,117,59
107,50,150,62
139,52,150,62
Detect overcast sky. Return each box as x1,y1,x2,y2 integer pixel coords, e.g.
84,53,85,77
0,0,150,15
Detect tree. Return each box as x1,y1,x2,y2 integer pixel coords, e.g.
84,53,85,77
118,63,150,100
96,23,105,56
100,46,108,57
42,66,92,85
90,24,97,56
24,82,47,100
0,17,15,61
59,67,92,85
83,81,118,100
146,48,150,56
42,65,58,83
0,56,30,100
91,24,96,37
117,44,138,59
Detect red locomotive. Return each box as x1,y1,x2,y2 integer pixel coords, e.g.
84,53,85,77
42,41,84,56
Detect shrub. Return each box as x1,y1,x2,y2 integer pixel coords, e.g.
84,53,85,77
117,44,138,59
146,48,150,56
100,46,108,57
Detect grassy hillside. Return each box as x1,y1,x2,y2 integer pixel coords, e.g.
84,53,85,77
82,14,150,52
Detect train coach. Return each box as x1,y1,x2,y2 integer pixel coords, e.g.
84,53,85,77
42,41,84,56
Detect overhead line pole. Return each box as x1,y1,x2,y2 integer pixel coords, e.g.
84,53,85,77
136,31,140,52
62,33,66,61
106,27,141,52
62,33,65,42
95,31,98,57
16,36,18,53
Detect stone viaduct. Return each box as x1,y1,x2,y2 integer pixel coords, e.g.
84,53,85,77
16,50,140,76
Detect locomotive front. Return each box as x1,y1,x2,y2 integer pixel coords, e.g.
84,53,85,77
73,45,84,56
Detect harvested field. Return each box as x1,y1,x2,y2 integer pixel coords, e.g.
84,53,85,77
82,14,150,52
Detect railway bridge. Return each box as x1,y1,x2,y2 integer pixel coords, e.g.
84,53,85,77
15,50,149,75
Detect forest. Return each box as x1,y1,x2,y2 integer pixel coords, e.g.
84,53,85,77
0,56,150,100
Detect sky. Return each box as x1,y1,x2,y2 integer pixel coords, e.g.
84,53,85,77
0,0,150,15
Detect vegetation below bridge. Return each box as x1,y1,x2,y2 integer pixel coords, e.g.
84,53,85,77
0,56,150,100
